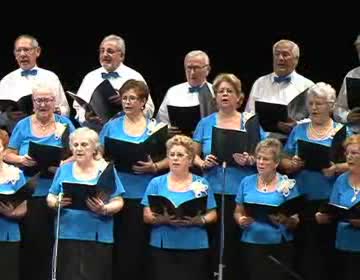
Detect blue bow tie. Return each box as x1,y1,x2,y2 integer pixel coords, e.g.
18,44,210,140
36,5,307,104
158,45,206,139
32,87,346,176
273,76,291,84
189,86,203,93
101,72,120,79
21,69,38,77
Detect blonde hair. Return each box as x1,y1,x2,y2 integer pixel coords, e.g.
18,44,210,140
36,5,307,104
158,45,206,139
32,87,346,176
166,135,196,161
343,135,360,150
255,138,283,162
213,73,243,98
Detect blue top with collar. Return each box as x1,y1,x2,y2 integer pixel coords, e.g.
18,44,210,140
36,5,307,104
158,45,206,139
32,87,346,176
48,162,124,243
141,173,216,249
8,114,75,197
99,115,156,199
0,168,27,242
235,173,300,244
193,112,267,195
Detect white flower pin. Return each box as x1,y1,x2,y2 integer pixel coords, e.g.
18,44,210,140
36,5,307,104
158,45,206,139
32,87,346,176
54,122,67,140
189,180,208,197
276,175,296,197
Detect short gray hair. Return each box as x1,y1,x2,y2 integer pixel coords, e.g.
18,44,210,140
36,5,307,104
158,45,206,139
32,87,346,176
273,39,300,59
69,127,102,159
255,138,283,163
307,82,336,108
14,34,39,48
185,50,210,65
101,34,126,56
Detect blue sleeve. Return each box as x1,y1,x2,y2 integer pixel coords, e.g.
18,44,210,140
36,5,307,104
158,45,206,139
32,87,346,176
329,176,342,205
259,125,269,140
235,178,246,204
193,119,204,143
284,126,298,156
99,122,110,146
141,177,159,206
110,168,125,198
8,121,25,150
48,166,63,195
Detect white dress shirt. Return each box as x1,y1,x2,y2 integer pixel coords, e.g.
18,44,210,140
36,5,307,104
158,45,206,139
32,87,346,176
74,64,154,123
334,66,360,123
156,82,214,124
245,71,314,118
0,66,70,115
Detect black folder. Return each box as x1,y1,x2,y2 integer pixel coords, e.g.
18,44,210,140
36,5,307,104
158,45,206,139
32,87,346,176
211,126,248,165
104,125,168,172
23,142,66,178
297,140,331,170
62,163,117,210
255,101,288,132
243,195,306,220
0,94,33,115
167,105,201,133
148,195,207,218
330,125,347,163
0,173,39,207
346,77,360,110
67,80,120,122
319,200,360,220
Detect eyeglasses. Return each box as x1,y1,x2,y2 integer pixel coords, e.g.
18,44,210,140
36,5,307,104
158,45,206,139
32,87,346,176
345,150,360,158
168,152,188,159
99,48,122,55
216,88,236,95
121,96,139,103
14,47,36,55
185,65,208,72
33,97,55,105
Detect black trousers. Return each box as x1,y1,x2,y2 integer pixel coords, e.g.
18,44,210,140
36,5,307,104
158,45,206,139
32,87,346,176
0,241,20,280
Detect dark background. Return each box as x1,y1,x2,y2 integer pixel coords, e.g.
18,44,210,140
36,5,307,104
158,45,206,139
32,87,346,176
1,26,359,114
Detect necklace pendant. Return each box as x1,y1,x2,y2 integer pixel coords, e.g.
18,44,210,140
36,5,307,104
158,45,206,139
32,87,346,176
262,186,268,192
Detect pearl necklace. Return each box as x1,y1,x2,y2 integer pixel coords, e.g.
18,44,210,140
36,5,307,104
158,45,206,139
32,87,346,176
308,120,333,140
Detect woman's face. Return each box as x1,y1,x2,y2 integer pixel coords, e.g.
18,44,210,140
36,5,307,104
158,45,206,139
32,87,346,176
71,135,96,164
33,91,56,119
168,144,192,173
256,148,278,176
308,95,331,124
346,143,360,172
215,81,242,111
121,89,145,116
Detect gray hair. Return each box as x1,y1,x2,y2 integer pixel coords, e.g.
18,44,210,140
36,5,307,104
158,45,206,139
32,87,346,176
14,34,39,48
307,82,336,108
185,50,210,65
32,83,56,97
273,39,300,59
69,127,102,159
255,138,283,163
101,34,126,56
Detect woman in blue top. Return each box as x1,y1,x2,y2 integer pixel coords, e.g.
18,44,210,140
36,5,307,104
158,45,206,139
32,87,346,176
193,73,266,280
4,85,75,280
281,82,341,280
99,79,168,280
0,129,28,280
317,134,360,280
234,138,300,280
142,135,217,280
47,127,124,280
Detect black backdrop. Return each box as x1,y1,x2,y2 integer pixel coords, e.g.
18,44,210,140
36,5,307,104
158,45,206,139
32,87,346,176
1,26,358,114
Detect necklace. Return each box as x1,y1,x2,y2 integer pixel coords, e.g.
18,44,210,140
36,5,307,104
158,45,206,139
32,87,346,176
36,119,54,131
308,120,333,140
258,174,277,192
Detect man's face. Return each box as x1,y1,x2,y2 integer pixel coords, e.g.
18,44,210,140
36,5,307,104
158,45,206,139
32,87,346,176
273,42,298,77
14,38,40,70
184,55,210,87
99,40,124,72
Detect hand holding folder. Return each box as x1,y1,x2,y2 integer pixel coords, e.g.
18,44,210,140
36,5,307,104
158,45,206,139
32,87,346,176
167,105,201,134
0,173,39,207
319,200,360,220
62,163,116,210
148,195,207,219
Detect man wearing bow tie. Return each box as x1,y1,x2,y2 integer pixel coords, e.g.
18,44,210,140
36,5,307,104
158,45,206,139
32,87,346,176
0,34,70,132
157,50,216,136
245,39,314,135
74,34,154,130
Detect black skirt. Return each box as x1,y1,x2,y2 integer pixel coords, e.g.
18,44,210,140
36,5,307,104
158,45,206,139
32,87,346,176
20,197,55,280
149,246,210,280
0,241,20,280
207,194,242,280
240,241,295,280
57,239,112,280
112,198,150,280
336,249,360,280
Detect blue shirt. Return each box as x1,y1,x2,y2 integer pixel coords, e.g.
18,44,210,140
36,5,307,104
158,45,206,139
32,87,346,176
193,112,267,194
0,169,27,242
330,172,360,252
8,115,75,197
99,115,155,199
141,173,217,250
235,174,300,244
49,162,124,243
284,121,341,200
